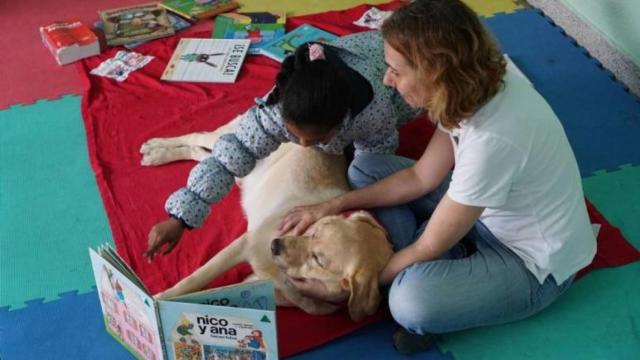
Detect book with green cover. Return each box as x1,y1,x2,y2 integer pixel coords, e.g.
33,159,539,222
160,0,239,20
212,11,286,55
259,23,337,62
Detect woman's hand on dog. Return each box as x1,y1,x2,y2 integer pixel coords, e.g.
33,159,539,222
287,277,349,304
279,201,339,236
144,217,185,261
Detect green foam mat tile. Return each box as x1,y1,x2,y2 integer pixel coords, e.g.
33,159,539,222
239,0,525,18
464,0,524,17
0,95,113,310
239,0,392,16
582,164,640,249
439,261,640,360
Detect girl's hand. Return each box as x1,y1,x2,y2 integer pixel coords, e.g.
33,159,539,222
278,201,339,236
144,217,185,261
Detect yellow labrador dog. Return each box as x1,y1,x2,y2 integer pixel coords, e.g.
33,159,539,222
140,116,393,321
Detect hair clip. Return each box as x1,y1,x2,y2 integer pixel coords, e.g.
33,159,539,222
308,43,326,61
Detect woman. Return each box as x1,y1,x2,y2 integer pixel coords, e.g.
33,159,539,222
280,0,596,354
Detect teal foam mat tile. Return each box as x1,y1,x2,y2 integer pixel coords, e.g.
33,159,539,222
582,164,640,248
0,95,113,310
439,262,640,360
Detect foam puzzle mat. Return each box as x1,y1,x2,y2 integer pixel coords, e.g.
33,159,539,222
0,95,113,311
583,164,640,247
2,2,639,360
485,10,640,177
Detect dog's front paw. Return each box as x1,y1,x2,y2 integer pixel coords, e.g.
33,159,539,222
140,138,171,154
140,148,174,166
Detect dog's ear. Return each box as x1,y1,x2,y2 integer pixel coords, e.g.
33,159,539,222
347,211,387,236
342,269,381,321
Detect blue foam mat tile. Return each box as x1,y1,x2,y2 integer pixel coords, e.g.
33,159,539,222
483,10,640,177
0,289,135,360
288,319,454,360
0,289,453,360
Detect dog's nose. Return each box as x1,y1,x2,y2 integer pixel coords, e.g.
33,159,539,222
271,238,282,256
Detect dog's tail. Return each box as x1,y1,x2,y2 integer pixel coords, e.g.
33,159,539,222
160,234,247,298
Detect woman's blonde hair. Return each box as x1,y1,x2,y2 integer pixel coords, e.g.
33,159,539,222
382,0,506,129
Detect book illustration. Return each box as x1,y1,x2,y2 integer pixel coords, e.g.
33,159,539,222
95,13,191,49
170,314,267,360
212,12,286,54
159,281,277,359
179,51,224,67
90,247,163,360
352,7,392,29
259,23,337,62
161,0,240,20
89,244,278,360
90,51,154,81
99,3,175,46
39,21,100,65
161,38,250,83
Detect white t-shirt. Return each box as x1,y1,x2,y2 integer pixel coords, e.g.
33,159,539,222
443,68,597,284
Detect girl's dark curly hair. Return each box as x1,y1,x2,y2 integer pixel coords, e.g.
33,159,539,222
265,44,351,134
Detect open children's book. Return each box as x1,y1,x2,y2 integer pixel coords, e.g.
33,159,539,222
161,38,251,83
89,244,278,360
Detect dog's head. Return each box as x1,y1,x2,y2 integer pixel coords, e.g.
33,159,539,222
271,211,393,321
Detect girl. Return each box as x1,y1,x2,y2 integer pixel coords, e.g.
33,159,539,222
280,0,596,354
144,31,418,260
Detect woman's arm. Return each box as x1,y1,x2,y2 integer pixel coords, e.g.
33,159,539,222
336,128,453,209
379,195,484,284
280,128,454,235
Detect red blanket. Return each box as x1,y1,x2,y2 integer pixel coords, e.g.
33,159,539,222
77,2,639,357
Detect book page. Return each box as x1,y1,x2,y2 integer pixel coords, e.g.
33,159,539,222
89,247,164,360
167,280,276,311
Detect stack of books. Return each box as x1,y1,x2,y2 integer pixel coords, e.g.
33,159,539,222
212,12,338,63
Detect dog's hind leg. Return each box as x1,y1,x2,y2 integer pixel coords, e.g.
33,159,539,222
155,234,248,299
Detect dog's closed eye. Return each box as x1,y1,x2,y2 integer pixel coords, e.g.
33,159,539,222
311,253,324,268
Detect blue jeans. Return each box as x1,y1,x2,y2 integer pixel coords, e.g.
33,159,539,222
348,153,575,334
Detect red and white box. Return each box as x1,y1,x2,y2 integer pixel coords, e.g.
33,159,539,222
40,21,100,65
